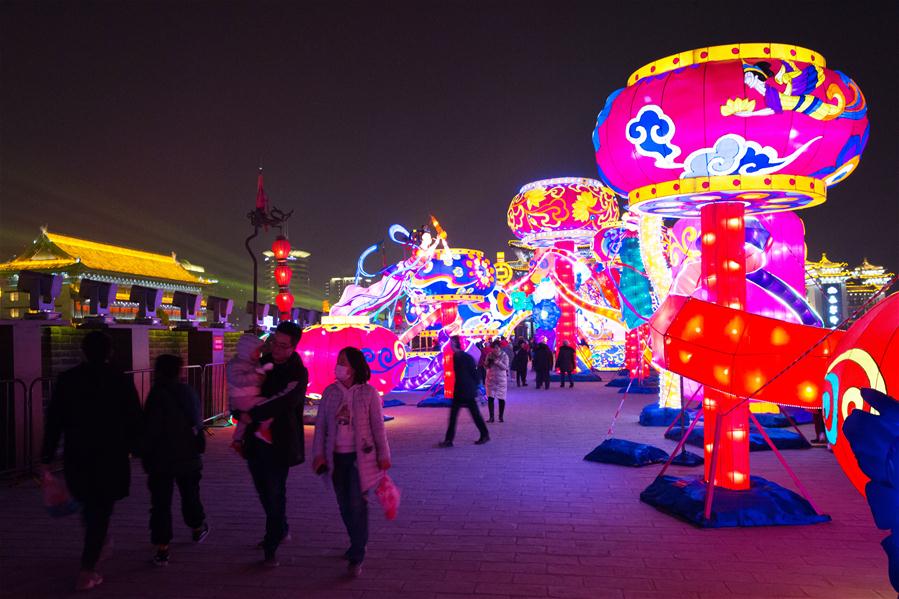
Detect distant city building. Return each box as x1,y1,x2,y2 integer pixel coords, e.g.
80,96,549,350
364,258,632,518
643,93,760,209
0,228,212,321
806,253,894,327
325,276,372,304
262,248,314,308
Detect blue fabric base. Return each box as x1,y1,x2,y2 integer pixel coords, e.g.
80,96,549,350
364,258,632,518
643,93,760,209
666,425,811,451
753,413,792,428
584,438,669,467
781,406,814,425
605,376,630,388
382,399,406,408
640,474,831,528
383,415,395,422
618,383,659,394
548,372,604,382
416,397,453,408
639,404,692,427
670,450,704,466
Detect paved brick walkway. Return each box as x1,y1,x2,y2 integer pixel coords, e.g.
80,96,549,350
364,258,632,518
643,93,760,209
1,381,893,598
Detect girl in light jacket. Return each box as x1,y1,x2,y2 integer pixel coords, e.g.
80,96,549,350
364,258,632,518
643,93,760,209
312,347,391,577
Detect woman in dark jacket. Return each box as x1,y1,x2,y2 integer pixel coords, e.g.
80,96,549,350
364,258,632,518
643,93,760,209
141,354,209,566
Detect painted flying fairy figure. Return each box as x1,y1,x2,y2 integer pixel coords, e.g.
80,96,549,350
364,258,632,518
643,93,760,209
722,60,847,121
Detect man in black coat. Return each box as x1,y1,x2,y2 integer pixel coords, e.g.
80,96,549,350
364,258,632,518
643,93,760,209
40,331,142,592
439,336,490,447
532,342,554,390
141,354,208,566
555,340,577,388
238,321,308,567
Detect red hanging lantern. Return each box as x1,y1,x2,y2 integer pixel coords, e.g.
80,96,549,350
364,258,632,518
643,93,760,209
274,264,292,287
272,235,291,260
275,291,295,315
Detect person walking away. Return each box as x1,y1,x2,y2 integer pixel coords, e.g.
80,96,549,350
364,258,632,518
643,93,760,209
511,341,530,387
555,340,577,388
237,321,308,567
532,341,553,390
439,336,490,446
141,354,209,566
485,340,510,422
476,341,488,387
312,347,391,578
40,331,142,592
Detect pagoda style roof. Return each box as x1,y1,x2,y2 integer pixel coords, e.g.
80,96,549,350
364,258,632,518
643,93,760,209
0,229,206,285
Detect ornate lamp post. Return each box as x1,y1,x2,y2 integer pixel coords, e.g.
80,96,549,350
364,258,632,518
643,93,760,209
245,168,293,331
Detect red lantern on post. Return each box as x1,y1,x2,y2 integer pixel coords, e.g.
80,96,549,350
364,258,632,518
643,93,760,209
272,236,291,261
275,291,294,315
272,235,294,319
274,264,292,287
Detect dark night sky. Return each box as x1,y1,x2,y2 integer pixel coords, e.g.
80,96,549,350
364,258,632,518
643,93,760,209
2,1,897,303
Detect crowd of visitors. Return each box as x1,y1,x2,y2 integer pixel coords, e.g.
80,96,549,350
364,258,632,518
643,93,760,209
40,325,581,591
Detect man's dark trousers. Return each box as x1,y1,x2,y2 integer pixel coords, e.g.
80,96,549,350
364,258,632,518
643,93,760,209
444,396,489,442
247,442,289,554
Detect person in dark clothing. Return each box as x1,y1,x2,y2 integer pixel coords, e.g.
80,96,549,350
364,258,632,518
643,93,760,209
475,341,488,386
555,340,577,388
532,342,554,390
40,331,142,592
237,321,308,567
511,341,530,387
141,354,209,566
438,336,490,447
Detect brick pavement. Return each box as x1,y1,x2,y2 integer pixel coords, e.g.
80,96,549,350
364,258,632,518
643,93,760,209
0,381,893,598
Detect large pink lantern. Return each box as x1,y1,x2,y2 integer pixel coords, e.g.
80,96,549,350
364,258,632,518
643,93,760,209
593,43,868,216
297,322,407,398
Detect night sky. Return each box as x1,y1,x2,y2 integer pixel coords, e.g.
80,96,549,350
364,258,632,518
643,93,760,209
2,1,897,305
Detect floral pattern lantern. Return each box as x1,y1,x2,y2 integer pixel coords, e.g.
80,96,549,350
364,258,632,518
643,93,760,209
508,178,620,351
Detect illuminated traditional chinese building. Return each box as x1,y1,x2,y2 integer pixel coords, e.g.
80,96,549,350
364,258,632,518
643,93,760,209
805,253,893,327
0,228,212,321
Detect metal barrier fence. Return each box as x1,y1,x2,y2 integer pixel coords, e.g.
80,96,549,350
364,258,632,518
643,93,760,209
0,363,230,479
0,379,29,478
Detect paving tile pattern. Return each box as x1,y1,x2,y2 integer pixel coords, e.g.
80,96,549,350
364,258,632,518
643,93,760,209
0,381,893,598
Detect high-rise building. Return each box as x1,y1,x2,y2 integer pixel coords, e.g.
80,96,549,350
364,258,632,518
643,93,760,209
262,249,314,308
325,276,372,304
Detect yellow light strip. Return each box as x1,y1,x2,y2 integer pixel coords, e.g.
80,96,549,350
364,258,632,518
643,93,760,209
628,43,825,86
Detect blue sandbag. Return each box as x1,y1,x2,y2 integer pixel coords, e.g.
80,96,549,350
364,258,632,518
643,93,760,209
640,474,831,528
665,425,810,451
670,450,704,466
416,397,452,408
639,403,692,427
754,412,791,428
584,438,669,467
382,399,406,408
618,383,659,394
605,376,630,388
781,406,814,425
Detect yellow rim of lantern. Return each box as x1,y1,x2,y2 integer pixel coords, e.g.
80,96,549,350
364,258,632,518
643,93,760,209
628,43,825,87
628,174,827,215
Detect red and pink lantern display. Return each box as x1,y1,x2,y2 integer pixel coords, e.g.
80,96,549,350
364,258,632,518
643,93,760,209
297,322,407,398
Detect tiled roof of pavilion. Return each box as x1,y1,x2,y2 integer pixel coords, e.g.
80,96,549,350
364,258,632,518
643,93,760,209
0,229,206,285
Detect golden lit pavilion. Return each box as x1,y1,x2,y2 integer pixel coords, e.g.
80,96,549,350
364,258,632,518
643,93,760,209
0,228,212,320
